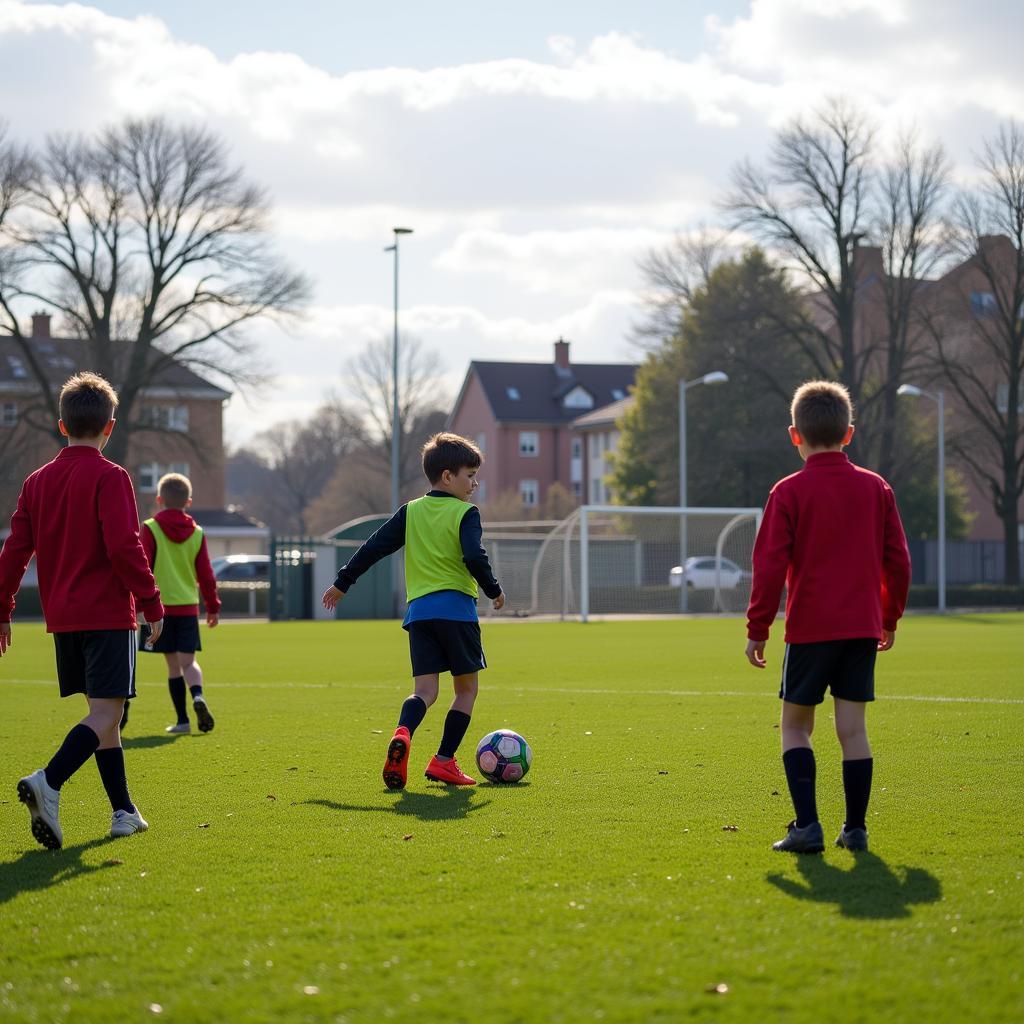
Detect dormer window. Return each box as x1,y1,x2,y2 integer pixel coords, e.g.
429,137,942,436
611,388,625,400
506,386,521,400
562,386,594,410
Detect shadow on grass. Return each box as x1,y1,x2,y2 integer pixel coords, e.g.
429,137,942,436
304,786,490,821
121,734,180,750
0,838,117,907
766,851,941,919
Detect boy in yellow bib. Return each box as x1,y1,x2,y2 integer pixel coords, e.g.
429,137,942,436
322,433,504,788
140,473,221,734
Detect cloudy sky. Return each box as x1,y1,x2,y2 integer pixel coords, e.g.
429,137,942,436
1,0,1022,443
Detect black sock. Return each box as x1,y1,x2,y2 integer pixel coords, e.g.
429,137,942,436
782,746,818,828
94,747,135,814
44,724,101,790
842,757,873,831
119,700,130,730
168,676,188,723
397,695,428,736
437,710,472,759
189,684,204,702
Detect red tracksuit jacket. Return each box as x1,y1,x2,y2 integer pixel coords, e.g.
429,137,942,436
746,452,911,644
0,446,164,632
141,508,221,617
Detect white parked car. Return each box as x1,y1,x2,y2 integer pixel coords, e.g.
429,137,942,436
668,556,750,590
211,554,270,582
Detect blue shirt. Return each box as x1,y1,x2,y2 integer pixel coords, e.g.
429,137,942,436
402,589,479,629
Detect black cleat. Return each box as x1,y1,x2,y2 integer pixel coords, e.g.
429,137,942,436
193,699,215,733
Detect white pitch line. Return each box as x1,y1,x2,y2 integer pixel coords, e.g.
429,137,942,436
3,678,1023,705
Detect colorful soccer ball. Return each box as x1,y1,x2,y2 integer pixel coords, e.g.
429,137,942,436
475,729,533,784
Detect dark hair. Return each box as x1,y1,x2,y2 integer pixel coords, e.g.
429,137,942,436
421,432,482,484
59,372,118,438
791,380,853,447
158,472,192,508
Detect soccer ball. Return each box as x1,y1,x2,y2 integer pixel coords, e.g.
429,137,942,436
475,729,532,784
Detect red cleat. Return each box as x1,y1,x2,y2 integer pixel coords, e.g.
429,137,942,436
424,755,476,786
383,727,411,790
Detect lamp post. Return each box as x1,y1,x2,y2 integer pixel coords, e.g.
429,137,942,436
385,226,413,614
678,371,729,611
897,384,946,612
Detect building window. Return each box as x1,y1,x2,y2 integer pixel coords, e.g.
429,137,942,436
591,478,602,504
562,386,594,410
142,405,189,432
519,479,538,507
6,355,28,379
476,432,487,453
506,386,521,400
571,438,582,458
995,382,1024,414
970,291,998,317
138,461,190,493
519,431,539,457
1,402,16,427
572,481,581,499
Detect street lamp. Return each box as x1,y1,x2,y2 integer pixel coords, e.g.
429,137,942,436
678,371,729,611
897,383,946,612
385,226,413,614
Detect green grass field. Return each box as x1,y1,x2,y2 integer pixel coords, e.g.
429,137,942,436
1,615,1022,1023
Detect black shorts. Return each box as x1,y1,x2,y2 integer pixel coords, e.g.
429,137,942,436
780,638,877,706
406,619,486,677
141,615,201,654
53,630,137,699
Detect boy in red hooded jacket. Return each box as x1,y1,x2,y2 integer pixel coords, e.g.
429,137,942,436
140,473,221,735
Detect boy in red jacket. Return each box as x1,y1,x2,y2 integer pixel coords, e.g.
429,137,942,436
745,381,911,854
0,372,164,848
140,473,220,734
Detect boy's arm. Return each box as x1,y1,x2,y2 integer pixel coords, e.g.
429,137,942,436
459,507,502,600
745,488,793,643
98,468,164,624
194,535,222,616
880,486,911,633
0,483,36,625
333,505,407,593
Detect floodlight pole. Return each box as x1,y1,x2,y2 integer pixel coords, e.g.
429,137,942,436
678,371,729,613
387,226,413,615
897,384,946,613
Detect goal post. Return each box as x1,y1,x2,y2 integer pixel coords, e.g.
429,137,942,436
481,506,762,621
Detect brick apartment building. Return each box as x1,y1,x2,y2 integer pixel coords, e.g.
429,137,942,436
1,313,267,556
842,238,1022,544
447,339,636,511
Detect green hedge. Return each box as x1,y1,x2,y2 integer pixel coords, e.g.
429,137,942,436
908,584,1024,608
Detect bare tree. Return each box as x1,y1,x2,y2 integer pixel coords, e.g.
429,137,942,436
346,333,450,498
0,117,310,465
633,227,730,349
722,98,876,409
926,124,1024,584
869,134,951,480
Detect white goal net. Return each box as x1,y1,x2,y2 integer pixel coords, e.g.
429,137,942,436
482,506,761,620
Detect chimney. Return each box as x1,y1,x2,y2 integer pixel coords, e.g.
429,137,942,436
31,312,52,339
554,337,570,370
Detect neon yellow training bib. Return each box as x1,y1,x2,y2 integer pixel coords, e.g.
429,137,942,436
144,519,203,606
404,496,478,603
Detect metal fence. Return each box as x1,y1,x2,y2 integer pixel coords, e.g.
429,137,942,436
908,539,1024,585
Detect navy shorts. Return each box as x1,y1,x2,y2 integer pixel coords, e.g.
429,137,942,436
141,615,201,654
407,620,486,677
54,630,137,699
780,638,878,706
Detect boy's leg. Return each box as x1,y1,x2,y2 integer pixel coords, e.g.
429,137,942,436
772,701,824,853
834,697,872,846
92,700,149,837
180,651,214,733
383,675,438,790
424,673,479,785
164,652,190,731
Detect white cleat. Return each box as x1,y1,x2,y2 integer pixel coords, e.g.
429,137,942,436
165,722,191,734
111,807,149,838
17,768,63,850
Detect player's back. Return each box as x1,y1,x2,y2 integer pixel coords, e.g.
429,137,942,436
773,452,905,643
